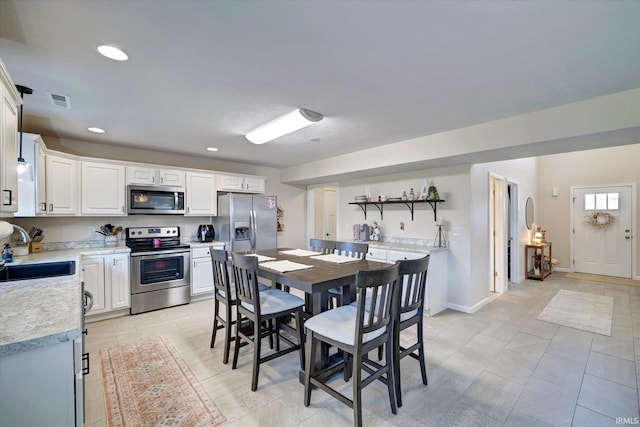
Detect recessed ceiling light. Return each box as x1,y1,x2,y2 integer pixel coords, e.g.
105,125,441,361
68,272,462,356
207,147,219,152
88,127,106,134
97,45,128,61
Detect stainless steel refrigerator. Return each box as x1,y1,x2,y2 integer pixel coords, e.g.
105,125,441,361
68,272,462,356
213,194,278,252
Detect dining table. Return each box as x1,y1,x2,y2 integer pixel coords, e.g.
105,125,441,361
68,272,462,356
254,248,391,315
252,248,391,374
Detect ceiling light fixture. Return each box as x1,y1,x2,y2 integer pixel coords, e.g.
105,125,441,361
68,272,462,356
15,84,33,181
88,127,106,134
206,147,219,152
245,108,323,145
97,45,128,61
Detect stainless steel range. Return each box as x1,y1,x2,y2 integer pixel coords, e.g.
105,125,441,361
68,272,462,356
126,226,191,314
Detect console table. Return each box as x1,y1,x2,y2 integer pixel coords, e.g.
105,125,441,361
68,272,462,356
525,242,552,281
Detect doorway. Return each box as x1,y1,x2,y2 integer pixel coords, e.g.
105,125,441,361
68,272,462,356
489,174,507,293
572,184,634,278
507,180,519,284
307,185,337,242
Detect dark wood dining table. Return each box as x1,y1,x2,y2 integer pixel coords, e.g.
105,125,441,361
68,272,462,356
254,248,391,373
255,248,390,315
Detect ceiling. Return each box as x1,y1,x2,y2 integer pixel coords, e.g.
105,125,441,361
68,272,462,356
1,0,639,170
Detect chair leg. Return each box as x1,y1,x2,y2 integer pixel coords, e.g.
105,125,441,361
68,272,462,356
210,299,219,348
223,305,232,364
377,344,383,361
252,319,261,391
393,327,402,407
417,320,428,386
296,308,305,368
303,330,316,407
232,314,242,369
353,351,363,427
386,336,398,414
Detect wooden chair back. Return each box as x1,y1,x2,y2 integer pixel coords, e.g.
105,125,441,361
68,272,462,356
309,238,336,254
210,248,232,299
397,255,430,319
335,241,368,259
230,253,261,315
353,263,399,342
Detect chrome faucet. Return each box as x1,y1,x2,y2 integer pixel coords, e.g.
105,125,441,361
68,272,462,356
0,221,31,243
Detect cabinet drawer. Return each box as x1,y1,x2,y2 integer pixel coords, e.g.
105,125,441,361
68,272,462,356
192,247,212,258
367,248,388,262
386,250,427,262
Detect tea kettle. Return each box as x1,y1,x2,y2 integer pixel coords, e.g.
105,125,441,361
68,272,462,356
197,224,215,242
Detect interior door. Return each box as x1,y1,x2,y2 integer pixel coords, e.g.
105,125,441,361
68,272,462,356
573,185,633,278
324,187,336,240
490,175,507,293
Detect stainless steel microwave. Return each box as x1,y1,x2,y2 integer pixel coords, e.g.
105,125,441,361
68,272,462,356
127,185,185,215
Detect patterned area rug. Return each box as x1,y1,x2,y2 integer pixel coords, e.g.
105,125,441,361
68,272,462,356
100,335,226,427
537,289,614,336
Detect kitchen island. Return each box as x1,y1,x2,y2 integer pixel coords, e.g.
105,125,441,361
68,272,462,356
0,245,129,427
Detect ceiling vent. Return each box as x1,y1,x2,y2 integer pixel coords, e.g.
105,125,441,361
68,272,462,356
48,92,72,109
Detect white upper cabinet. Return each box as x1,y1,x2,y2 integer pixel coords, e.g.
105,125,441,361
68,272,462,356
45,154,78,215
127,165,185,188
217,174,265,193
81,161,126,216
185,172,216,216
35,141,46,215
0,60,20,216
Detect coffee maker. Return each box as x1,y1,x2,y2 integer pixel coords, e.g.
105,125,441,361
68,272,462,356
353,224,370,242
197,224,215,242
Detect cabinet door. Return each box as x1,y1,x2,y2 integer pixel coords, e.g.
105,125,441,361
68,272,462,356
366,248,389,263
0,85,19,214
191,254,214,295
81,161,125,216
159,169,185,188
126,165,157,185
35,142,47,215
186,172,216,216
109,254,130,309
45,155,78,215
244,177,265,193
218,175,244,191
82,257,106,313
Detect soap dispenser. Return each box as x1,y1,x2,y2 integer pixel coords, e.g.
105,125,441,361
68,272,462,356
2,243,13,263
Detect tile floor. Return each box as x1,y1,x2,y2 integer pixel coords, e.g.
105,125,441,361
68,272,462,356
84,273,640,426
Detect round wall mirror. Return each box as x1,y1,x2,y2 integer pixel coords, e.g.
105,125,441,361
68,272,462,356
525,197,534,230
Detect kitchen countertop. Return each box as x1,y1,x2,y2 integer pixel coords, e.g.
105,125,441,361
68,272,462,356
0,245,130,358
188,240,226,249
360,240,448,254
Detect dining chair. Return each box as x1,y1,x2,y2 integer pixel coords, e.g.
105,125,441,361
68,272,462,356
309,238,336,254
389,255,430,407
230,252,306,391
303,263,400,427
209,248,237,364
210,249,272,364
328,241,369,308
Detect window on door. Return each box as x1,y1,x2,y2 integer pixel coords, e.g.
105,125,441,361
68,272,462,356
583,192,619,210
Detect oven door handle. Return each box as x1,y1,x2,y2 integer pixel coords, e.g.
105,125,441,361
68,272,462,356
131,249,191,258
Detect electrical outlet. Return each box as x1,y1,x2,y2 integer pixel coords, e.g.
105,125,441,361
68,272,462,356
452,227,462,237
89,226,95,237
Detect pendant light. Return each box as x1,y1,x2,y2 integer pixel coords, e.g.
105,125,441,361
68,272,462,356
15,85,33,181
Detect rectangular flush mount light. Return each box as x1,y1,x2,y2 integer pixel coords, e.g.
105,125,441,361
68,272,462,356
245,108,323,144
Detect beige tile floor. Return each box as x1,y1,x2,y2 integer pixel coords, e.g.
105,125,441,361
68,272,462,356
84,273,640,426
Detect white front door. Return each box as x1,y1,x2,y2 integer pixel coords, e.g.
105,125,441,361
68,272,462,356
573,185,633,278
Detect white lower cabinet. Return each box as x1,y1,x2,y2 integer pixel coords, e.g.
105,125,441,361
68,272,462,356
191,243,225,297
83,253,130,317
366,246,448,316
0,339,77,427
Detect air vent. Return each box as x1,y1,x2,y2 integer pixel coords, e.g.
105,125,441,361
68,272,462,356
48,92,72,109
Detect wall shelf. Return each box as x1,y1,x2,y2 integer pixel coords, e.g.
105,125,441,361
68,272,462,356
348,199,445,221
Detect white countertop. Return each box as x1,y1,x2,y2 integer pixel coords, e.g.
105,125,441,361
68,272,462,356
361,240,448,254
0,245,130,357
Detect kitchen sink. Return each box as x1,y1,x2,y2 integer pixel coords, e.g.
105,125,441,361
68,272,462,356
0,261,76,282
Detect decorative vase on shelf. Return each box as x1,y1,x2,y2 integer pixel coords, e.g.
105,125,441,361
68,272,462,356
408,188,415,201
427,186,439,201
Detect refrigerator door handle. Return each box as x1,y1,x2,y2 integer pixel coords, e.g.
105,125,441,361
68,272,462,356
250,209,257,252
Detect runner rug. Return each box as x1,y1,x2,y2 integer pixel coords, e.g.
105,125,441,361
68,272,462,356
536,289,614,336
100,335,226,427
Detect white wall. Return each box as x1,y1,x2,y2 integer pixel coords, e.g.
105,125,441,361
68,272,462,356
470,158,538,307
337,165,472,309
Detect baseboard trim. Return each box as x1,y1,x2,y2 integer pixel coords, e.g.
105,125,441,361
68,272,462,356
447,296,491,314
